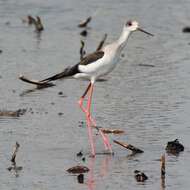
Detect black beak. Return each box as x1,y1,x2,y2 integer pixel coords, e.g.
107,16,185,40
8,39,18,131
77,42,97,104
138,28,154,36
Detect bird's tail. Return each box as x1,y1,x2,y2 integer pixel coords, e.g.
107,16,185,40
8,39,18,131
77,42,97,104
40,71,67,83
40,64,79,83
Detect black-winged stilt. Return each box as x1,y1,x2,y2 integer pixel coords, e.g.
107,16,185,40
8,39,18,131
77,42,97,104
40,20,153,157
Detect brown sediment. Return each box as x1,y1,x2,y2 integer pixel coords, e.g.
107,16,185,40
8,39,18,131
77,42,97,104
0,109,26,117
78,16,92,28
113,140,144,153
96,33,108,51
67,165,89,174
100,128,125,134
165,139,184,155
134,170,148,182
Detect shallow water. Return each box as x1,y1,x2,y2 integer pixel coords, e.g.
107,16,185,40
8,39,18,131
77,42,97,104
0,0,190,189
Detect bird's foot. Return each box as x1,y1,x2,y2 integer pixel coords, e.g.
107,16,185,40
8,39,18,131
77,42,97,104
78,99,87,113
98,129,113,153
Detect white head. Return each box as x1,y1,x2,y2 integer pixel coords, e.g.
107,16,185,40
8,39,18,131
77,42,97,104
125,20,154,36
125,20,139,31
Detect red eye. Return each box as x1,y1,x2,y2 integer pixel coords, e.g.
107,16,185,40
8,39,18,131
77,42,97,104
126,21,132,26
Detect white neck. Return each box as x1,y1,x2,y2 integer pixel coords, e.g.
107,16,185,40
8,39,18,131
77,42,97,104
116,27,131,53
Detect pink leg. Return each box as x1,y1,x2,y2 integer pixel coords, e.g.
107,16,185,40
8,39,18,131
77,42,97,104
86,83,95,156
99,130,112,152
78,82,113,155
78,83,96,127
86,84,112,154
78,83,91,113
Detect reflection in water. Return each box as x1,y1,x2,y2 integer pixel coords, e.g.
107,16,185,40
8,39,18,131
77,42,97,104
1,0,190,189
161,176,165,190
87,157,95,190
19,84,55,96
7,163,23,177
35,31,42,47
85,155,112,190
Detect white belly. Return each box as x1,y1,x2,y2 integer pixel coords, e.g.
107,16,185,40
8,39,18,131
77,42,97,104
78,51,119,80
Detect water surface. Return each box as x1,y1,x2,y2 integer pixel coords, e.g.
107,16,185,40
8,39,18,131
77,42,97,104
0,0,190,189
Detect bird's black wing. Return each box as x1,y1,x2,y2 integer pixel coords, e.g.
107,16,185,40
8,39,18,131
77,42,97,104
79,51,104,66
40,64,79,82
40,51,104,83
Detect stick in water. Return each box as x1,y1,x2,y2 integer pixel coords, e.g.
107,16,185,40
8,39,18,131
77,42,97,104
161,154,165,176
78,16,92,28
11,142,20,164
113,140,144,154
161,154,166,189
96,33,107,51
80,40,86,60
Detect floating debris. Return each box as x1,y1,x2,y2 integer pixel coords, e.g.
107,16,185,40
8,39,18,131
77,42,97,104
113,140,144,154
58,91,63,95
0,109,26,117
101,128,125,134
28,15,36,25
67,165,89,174
5,21,11,25
7,142,23,177
34,16,44,32
165,139,184,154
134,170,148,182
22,15,44,32
121,53,125,58
80,40,86,60
182,27,190,33
0,49,3,54
78,121,85,128
96,33,107,51
77,151,83,157
96,151,114,155
7,165,23,172
78,16,92,28
22,15,36,25
138,63,155,67
11,142,20,164
77,174,84,183
80,30,88,37
58,112,64,116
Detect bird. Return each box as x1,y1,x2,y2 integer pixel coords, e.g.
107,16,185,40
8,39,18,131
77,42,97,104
39,20,153,157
